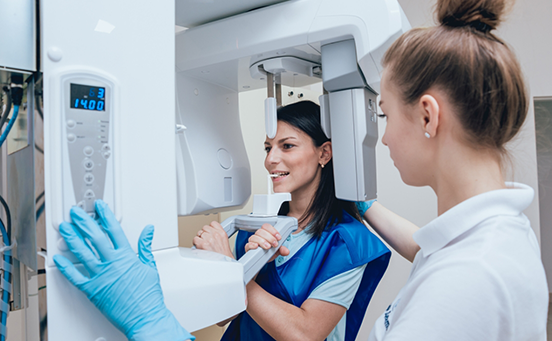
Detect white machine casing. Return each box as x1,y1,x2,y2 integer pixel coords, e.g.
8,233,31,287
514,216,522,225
175,74,251,216
43,1,243,339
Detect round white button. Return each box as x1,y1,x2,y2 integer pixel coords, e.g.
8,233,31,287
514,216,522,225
84,146,94,156
57,238,68,252
77,201,86,210
84,173,95,184
83,158,94,170
47,47,63,62
67,120,76,129
217,148,233,169
67,133,76,143
102,151,111,159
101,144,111,152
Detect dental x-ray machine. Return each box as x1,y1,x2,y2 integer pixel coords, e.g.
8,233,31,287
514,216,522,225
0,0,409,339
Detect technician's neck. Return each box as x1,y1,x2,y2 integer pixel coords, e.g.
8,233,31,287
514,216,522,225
432,145,506,216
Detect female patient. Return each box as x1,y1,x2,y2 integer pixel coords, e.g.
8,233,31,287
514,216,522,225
194,101,390,341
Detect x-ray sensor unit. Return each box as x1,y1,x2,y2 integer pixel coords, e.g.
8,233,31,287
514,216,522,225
176,0,410,202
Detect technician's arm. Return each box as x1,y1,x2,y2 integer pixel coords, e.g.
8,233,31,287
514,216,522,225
54,200,194,341
249,202,420,263
363,202,420,262
246,281,346,341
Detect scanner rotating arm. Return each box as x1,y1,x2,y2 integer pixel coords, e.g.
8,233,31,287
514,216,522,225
221,215,297,285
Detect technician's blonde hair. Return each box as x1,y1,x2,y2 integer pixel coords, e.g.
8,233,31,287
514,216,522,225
383,0,526,157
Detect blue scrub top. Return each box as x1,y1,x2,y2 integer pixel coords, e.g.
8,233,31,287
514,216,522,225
222,211,391,341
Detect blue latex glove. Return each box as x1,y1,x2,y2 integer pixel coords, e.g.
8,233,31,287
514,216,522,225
356,199,376,217
53,200,194,341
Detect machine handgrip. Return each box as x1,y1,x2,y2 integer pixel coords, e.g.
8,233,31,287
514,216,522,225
238,216,297,284
221,216,238,238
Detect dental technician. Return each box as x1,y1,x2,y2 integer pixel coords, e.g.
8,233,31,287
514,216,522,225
53,0,549,340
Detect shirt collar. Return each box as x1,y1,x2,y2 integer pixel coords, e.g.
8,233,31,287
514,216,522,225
413,182,534,258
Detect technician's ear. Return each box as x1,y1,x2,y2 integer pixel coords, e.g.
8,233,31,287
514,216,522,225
319,141,332,165
419,94,440,138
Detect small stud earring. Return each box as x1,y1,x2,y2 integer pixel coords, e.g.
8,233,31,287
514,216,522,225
424,132,431,138
321,163,325,169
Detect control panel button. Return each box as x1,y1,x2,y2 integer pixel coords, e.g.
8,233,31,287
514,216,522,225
77,200,86,209
84,173,95,184
84,146,94,156
67,133,76,143
101,144,111,152
88,212,96,219
83,158,95,170
102,151,111,159
66,120,76,129
84,189,95,199
57,238,69,252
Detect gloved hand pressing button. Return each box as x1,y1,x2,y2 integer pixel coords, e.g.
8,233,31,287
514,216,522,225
53,200,194,341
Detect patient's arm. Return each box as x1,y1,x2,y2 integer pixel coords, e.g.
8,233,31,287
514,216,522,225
246,281,346,341
193,221,234,259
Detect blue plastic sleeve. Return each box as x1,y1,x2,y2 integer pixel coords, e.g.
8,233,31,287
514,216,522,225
356,199,376,217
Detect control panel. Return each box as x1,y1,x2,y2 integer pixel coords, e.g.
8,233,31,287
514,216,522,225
61,74,115,220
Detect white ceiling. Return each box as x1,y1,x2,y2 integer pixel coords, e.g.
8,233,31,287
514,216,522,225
175,0,290,28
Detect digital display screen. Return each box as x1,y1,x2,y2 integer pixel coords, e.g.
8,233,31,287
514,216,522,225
70,83,106,111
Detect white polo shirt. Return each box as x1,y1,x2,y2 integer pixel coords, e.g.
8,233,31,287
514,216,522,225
368,182,549,341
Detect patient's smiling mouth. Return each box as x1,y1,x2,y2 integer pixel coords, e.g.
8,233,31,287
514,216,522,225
270,172,290,180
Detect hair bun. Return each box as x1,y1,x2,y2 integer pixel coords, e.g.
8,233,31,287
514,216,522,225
437,0,505,32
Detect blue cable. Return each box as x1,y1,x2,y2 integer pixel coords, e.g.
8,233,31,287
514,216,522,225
0,105,19,147
0,219,10,341
0,82,21,340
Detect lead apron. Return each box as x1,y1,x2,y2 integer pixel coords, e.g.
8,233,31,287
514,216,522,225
222,212,391,341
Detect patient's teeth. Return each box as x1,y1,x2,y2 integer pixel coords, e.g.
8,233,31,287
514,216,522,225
270,172,289,177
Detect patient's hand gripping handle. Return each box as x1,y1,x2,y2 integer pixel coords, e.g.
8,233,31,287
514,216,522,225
221,215,297,284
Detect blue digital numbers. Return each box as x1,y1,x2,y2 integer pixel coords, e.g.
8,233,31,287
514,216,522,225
70,83,106,111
